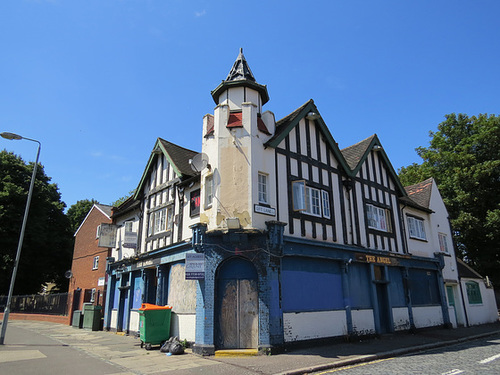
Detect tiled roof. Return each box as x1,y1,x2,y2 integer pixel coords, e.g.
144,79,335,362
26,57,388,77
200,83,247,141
340,135,376,170
456,258,484,279
96,204,113,217
404,178,433,209
270,99,313,143
158,138,198,178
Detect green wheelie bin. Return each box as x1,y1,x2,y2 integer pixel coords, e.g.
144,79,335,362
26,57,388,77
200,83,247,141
138,303,172,350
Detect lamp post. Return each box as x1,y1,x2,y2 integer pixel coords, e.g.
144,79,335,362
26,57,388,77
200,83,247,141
0,132,41,345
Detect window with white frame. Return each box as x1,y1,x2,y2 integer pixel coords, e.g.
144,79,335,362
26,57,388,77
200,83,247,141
96,225,101,239
205,174,214,208
438,232,449,252
258,172,268,204
366,204,391,232
92,256,99,270
147,207,173,237
292,180,331,218
407,215,427,240
322,190,331,219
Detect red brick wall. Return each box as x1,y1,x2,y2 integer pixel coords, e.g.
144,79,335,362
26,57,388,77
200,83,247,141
68,206,111,312
0,312,70,325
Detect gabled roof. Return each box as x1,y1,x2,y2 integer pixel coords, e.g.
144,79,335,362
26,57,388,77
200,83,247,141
341,135,376,170
340,134,407,196
211,48,269,105
404,178,434,209
265,99,351,174
133,138,199,200
456,257,484,279
74,203,112,237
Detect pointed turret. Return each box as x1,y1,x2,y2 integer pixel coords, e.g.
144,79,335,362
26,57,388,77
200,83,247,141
211,48,269,106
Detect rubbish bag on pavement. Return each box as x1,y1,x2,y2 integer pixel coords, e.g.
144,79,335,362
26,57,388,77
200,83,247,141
160,336,184,355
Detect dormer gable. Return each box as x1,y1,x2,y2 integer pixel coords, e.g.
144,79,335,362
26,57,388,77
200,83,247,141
134,138,198,200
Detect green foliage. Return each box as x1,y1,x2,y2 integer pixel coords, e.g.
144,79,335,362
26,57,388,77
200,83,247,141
399,114,500,284
111,189,136,207
67,199,98,234
0,150,73,294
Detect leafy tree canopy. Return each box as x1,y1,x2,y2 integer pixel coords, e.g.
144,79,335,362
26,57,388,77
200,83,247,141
398,113,500,284
0,150,73,294
67,199,98,234
111,189,136,207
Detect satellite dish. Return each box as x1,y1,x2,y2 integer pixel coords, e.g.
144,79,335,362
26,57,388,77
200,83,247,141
189,153,210,172
64,270,73,279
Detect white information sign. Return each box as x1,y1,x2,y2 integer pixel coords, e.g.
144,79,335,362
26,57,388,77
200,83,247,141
185,253,205,280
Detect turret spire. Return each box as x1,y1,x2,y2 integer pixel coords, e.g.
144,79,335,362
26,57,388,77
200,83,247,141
225,48,256,82
211,48,269,105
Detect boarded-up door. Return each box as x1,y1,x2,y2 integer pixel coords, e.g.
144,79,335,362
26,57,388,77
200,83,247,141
216,258,258,349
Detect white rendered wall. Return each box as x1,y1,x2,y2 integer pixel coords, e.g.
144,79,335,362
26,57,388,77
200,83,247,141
129,310,140,333
392,307,410,331
283,311,347,342
110,309,118,330
461,278,499,325
412,305,444,328
170,313,196,342
351,309,375,335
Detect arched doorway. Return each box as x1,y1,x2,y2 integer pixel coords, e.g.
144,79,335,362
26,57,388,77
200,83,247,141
215,257,259,349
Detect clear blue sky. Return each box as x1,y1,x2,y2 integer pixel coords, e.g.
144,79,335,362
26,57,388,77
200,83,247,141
1,1,499,210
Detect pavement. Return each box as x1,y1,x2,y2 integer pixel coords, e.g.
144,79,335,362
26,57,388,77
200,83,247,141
1,319,500,375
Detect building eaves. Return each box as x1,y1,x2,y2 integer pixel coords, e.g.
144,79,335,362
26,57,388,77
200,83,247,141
74,203,112,237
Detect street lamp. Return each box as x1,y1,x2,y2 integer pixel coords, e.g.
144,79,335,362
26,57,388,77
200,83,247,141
0,132,41,345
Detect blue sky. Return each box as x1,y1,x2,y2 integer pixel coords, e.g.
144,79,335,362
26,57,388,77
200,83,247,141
1,1,499,210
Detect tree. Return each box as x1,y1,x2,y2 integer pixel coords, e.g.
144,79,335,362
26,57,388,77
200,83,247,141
0,150,73,294
398,113,500,285
111,189,136,207
67,199,98,234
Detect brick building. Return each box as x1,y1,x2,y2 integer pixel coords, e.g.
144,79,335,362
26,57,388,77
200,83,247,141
69,204,113,315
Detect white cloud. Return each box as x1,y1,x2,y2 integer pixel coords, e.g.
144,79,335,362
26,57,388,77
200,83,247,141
195,10,206,17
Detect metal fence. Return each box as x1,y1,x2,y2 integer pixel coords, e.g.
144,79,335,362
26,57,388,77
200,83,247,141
0,293,68,316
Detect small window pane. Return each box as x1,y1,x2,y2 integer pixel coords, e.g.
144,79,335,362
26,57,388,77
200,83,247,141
292,180,306,211
258,173,268,204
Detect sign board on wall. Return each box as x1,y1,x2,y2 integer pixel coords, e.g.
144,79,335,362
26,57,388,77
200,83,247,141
98,224,118,248
254,204,276,216
123,231,137,248
185,253,205,280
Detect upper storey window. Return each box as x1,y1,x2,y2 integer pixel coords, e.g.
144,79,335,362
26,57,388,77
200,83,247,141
258,172,268,204
205,175,214,209
407,215,427,241
292,180,330,218
366,204,392,232
148,207,173,237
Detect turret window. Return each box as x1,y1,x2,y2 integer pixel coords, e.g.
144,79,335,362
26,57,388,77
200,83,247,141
205,175,214,209
258,172,268,204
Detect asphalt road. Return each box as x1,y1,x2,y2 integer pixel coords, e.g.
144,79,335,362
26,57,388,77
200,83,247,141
309,333,500,375
0,323,127,375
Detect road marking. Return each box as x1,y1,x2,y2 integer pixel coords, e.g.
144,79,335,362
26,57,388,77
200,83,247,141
316,358,394,374
479,353,500,364
0,350,46,363
442,370,463,375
